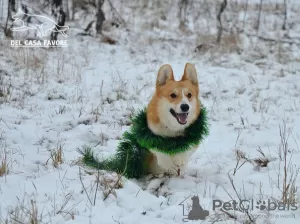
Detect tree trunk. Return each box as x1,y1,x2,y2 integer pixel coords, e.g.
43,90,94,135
216,0,227,44
243,0,248,30
50,8,66,43
179,0,188,28
256,0,263,34
63,0,70,21
4,0,12,38
282,0,287,30
96,0,105,34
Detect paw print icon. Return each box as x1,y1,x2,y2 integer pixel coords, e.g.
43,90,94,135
256,200,267,210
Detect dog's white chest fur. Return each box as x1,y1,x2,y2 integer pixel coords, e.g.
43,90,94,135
149,146,197,174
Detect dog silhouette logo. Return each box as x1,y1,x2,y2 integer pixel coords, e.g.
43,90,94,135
10,9,69,37
179,195,209,222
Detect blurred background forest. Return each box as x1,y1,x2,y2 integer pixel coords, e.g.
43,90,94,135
1,0,300,63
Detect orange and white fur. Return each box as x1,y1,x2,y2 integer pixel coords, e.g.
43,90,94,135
147,63,201,175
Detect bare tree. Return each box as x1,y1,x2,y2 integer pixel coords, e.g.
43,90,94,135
282,0,287,30
53,0,62,8
95,0,105,34
4,0,15,38
10,0,16,12
256,0,263,34
216,0,227,44
50,7,66,42
243,0,249,30
71,0,76,20
63,0,70,21
179,0,188,29
106,0,126,27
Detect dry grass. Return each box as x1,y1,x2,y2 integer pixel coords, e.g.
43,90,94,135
0,145,9,178
0,71,12,103
101,173,124,200
46,143,64,169
253,147,271,168
78,167,123,206
0,154,8,177
278,122,299,205
234,147,273,175
111,73,129,101
196,33,242,54
229,124,299,223
3,194,44,224
230,2,286,13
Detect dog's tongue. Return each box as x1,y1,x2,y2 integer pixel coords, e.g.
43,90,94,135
177,113,188,123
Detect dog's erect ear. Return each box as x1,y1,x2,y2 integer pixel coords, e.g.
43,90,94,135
156,64,174,86
181,63,198,85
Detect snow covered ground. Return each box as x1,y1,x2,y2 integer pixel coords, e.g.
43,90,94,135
1,0,300,223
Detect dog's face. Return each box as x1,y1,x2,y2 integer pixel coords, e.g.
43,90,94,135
154,63,200,132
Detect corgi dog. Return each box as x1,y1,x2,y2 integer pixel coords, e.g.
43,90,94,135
147,63,200,175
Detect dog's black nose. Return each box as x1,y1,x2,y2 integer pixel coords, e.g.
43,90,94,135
180,104,189,112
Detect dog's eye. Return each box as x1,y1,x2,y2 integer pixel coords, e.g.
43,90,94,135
187,93,192,98
170,93,177,98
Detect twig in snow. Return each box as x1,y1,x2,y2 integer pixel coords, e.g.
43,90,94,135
79,167,94,206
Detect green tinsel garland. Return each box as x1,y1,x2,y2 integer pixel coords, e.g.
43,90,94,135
79,105,209,179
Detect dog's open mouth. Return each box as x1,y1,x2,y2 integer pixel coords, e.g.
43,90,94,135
170,109,188,125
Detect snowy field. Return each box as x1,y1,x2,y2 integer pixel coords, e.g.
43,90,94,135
1,0,300,223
